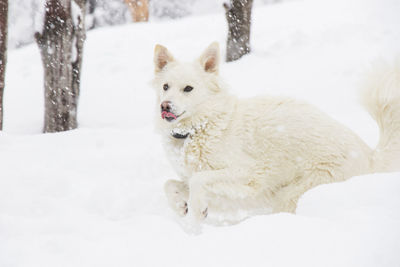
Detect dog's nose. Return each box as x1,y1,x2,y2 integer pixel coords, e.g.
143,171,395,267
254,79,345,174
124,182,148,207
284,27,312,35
161,101,171,112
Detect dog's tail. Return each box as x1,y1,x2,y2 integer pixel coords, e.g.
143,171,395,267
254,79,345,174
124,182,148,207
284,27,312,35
360,60,400,172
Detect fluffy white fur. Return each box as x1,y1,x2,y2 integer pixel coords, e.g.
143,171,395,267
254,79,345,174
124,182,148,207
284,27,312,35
152,43,400,221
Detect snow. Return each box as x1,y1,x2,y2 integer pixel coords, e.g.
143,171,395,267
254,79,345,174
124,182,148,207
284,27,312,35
71,35,78,62
2,0,400,266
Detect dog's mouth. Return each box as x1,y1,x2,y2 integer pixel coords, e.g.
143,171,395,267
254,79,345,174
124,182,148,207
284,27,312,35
161,111,185,122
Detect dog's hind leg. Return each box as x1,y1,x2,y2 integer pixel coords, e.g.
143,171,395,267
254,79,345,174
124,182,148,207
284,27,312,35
188,169,265,220
271,169,343,213
164,179,189,217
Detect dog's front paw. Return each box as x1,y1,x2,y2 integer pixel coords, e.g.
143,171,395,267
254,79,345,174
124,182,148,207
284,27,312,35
189,190,208,221
174,199,189,217
165,180,189,217
166,191,189,217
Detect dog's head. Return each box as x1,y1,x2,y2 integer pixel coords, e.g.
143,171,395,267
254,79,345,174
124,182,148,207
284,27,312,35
152,42,223,128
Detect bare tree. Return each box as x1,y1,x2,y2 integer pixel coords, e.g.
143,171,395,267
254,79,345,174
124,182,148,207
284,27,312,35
0,0,8,130
223,0,253,62
124,0,149,22
35,0,86,133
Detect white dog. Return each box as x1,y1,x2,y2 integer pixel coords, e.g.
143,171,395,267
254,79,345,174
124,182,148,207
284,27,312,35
152,42,400,221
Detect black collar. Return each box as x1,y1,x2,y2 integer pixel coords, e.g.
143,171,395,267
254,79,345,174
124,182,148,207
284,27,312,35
171,132,189,139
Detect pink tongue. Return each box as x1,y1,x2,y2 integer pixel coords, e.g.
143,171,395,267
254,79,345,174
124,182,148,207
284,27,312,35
161,111,177,120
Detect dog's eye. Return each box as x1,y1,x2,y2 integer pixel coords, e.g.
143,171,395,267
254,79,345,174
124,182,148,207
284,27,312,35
183,86,193,92
163,84,169,91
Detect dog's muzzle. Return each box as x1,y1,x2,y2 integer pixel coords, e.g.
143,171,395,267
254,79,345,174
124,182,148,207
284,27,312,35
161,101,176,122
161,101,184,122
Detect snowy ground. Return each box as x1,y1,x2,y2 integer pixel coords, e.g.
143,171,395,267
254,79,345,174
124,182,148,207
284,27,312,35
1,0,400,266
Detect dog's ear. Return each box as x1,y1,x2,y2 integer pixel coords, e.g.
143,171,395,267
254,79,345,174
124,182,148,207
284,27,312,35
199,42,220,74
154,44,174,72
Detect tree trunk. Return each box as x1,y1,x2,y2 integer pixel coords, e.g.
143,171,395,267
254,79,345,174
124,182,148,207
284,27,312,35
35,0,86,133
124,0,149,22
224,0,253,62
0,0,8,130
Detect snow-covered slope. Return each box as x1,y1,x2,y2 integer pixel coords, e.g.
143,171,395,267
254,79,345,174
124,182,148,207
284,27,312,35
1,0,400,266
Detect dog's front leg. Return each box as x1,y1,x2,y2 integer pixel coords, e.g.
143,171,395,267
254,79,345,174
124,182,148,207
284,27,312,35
188,176,210,221
164,179,189,216
189,168,259,221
